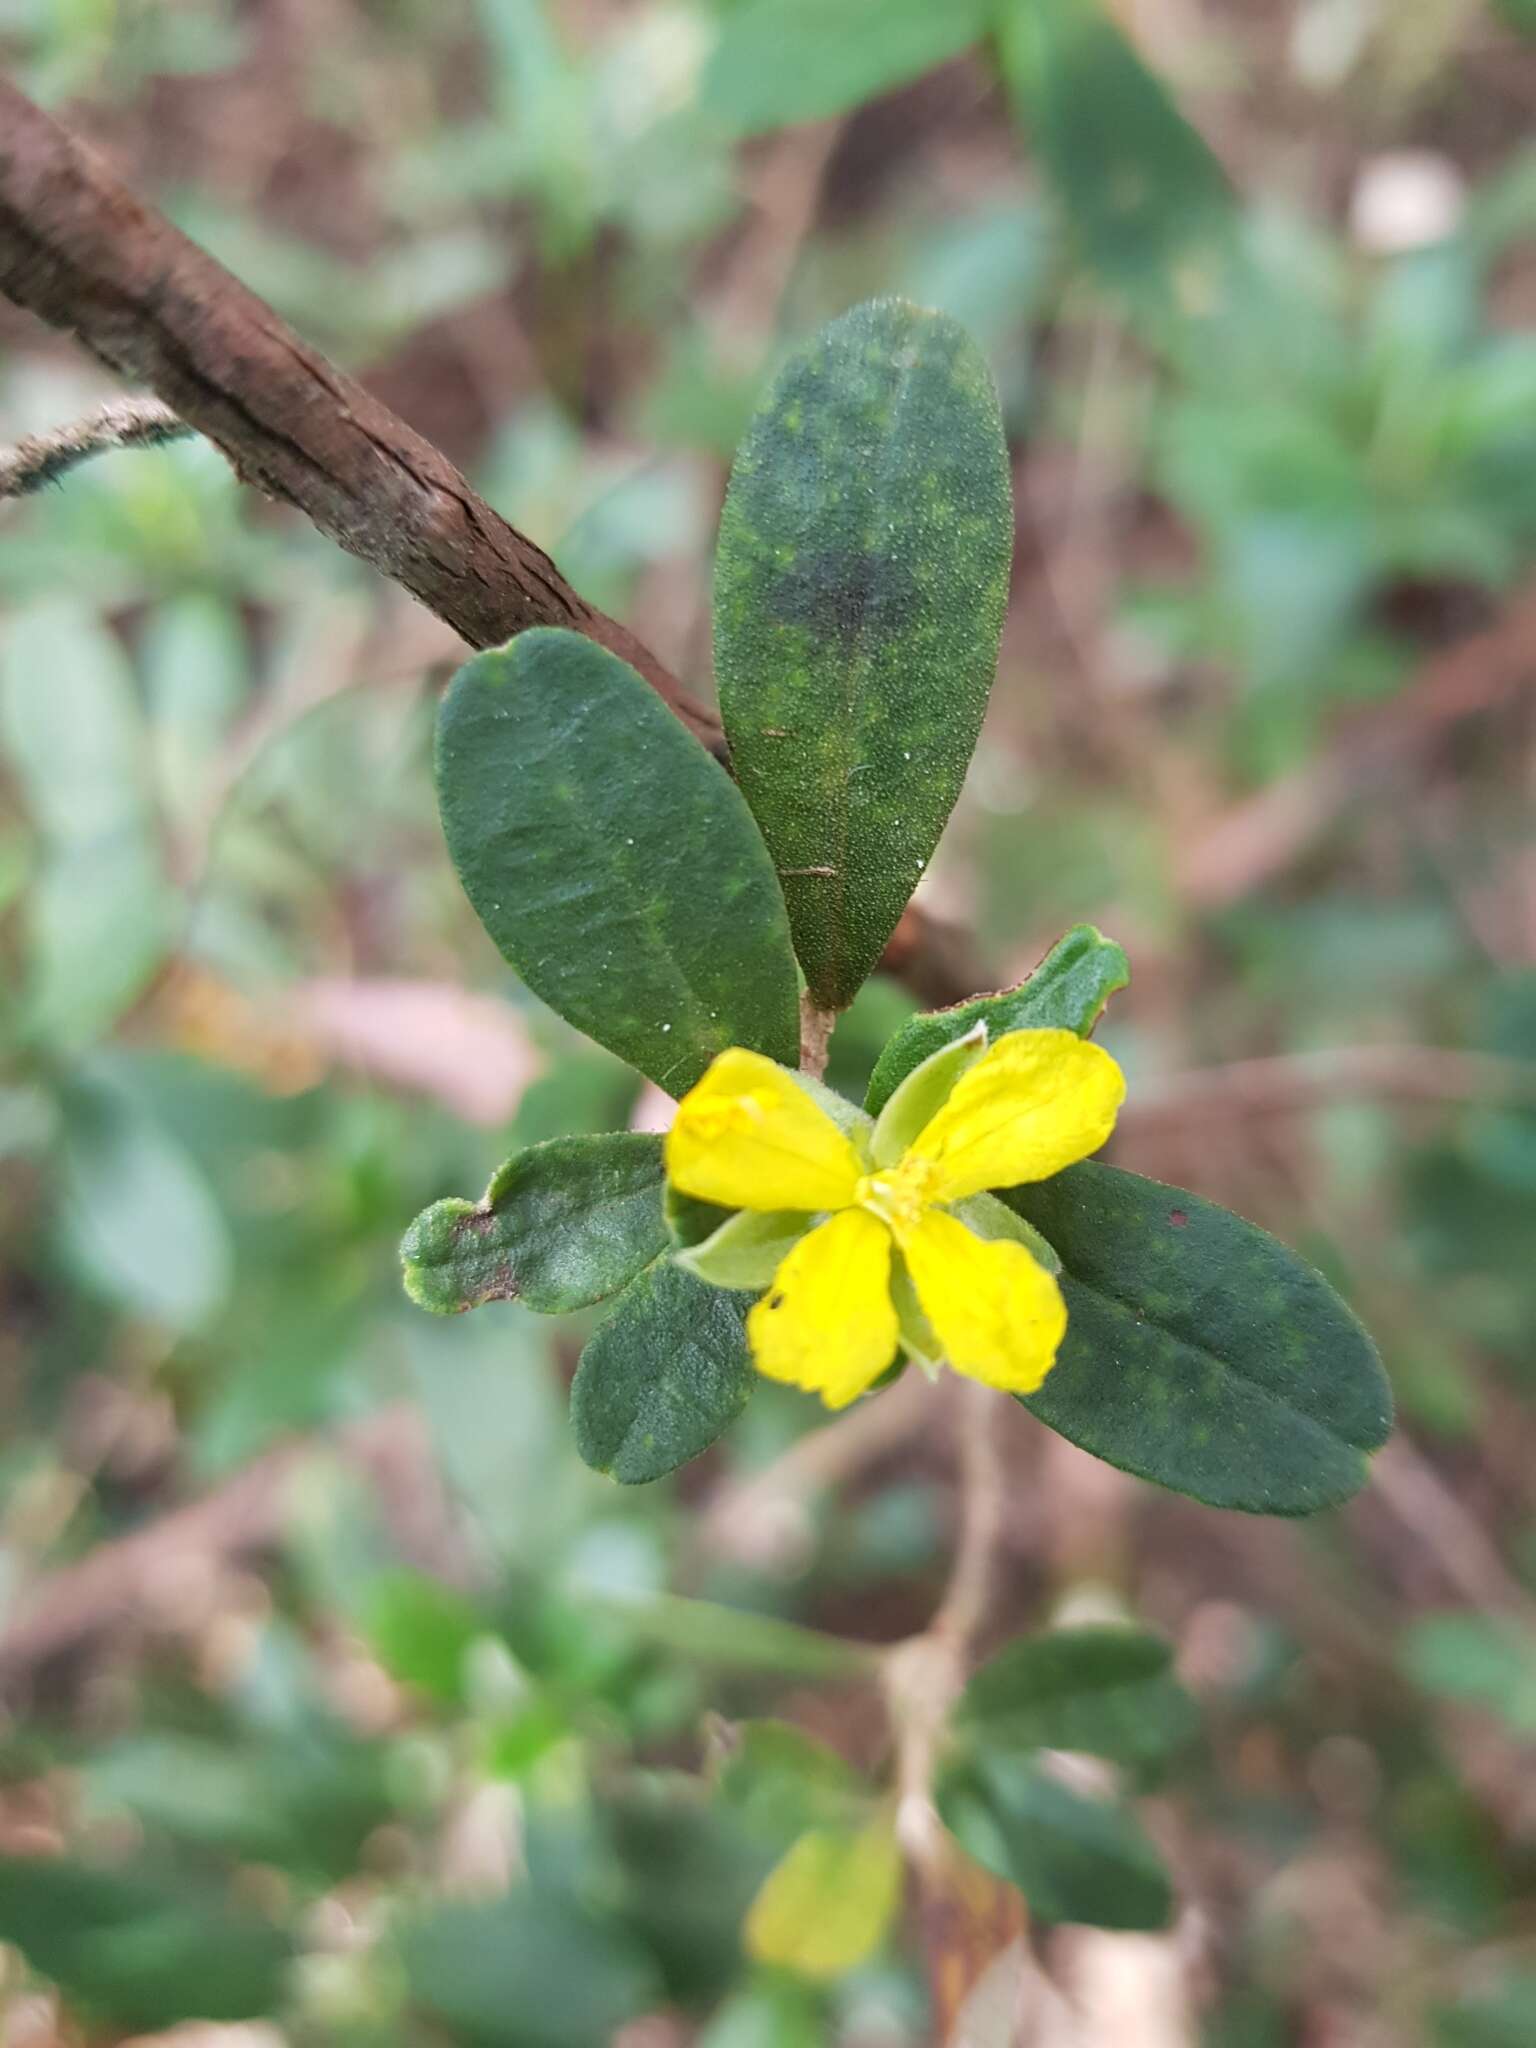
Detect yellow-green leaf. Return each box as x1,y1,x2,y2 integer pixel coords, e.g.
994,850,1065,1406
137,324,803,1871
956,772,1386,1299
744,1818,902,1979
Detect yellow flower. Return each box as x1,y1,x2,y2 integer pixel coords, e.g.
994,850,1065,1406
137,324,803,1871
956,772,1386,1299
665,1026,1125,1409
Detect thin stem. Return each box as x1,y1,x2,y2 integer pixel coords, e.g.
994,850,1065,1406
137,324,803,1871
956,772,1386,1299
0,396,192,500
798,992,836,1079
886,1379,1006,1878
931,1378,1006,1649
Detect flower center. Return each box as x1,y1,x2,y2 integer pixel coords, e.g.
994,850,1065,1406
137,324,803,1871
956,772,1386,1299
855,1155,941,1235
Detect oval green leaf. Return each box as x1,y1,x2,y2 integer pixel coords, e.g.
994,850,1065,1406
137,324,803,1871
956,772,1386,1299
400,1132,667,1316
436,628,800,1095
1009,1162,1393,1515
716,1721,867,1841
744,1820,902,1980
0,1856,292,2032
865,924,1128,1116
705,0,995,136
399,1892,659,2048
956,1625,1197,1768
999,0,1238,332
715,299,1013,1009
937,1754,1173,1932
571,1259,757,1483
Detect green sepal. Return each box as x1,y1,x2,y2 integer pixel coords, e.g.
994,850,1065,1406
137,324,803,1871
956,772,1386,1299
1009,1162,1393,1516
949,1190,1061,1275
664,1183,735,1250
792,1067,873,1145
954,1626,1197,1771
890,1251,940,1371
571,1259,757,1484
937,1753,1173,1932
435,628,800,1096
865,925,1129,1117
400,1133,668,1316
715,298,1013,1009
676,1208,815,1291
869,1023,986,1167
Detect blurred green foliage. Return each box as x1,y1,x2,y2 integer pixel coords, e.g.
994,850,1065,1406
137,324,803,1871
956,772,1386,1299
2,0,1535,2039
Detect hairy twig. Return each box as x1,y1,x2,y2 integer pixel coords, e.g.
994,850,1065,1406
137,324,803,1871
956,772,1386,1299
0,394,192,498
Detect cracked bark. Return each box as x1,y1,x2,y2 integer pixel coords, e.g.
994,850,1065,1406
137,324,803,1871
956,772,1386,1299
0,74,720,748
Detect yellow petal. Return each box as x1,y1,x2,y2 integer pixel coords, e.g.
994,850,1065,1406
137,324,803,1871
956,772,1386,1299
745,1819,903,1980
900,1207,1067,1394
748,1208,899,1409
905,1028,1124,1202
666,1048,863,1212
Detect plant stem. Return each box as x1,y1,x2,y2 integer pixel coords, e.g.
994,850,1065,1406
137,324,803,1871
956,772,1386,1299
886,1379,1003,1873
884,1378,1012,2029
798,992,836,1078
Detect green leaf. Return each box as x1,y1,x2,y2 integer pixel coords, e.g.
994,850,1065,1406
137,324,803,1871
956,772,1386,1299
570,1259,756,1482
675,1207,813,1290
716,1721,867,1841
365,1569,487,1704
1435,1972,1536,2048
950,1190,1062,1274
608,1784,777,2008
700,1981,825,2048
0,1856,291,2032
1,604,173,1046
142,593,248,828
744,1818,902,1979
0,602,156,843
666,1181,737,1249
937,1755,1173,1931
59,1094,233,1332
1404,1614,1536,1738
400,1133,668,1315
588,1593,871,1680
1009,1163,1392,1515
704,0,994,135
399,1891,658,2048
998,0,1238,329
84,1731,390,1887
436,627,799,1094
956,1626,1197,1767
865,924,1128,1116
715,298,1013,1009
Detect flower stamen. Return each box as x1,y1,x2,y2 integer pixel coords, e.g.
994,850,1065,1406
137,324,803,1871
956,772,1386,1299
856,1157,942,1237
